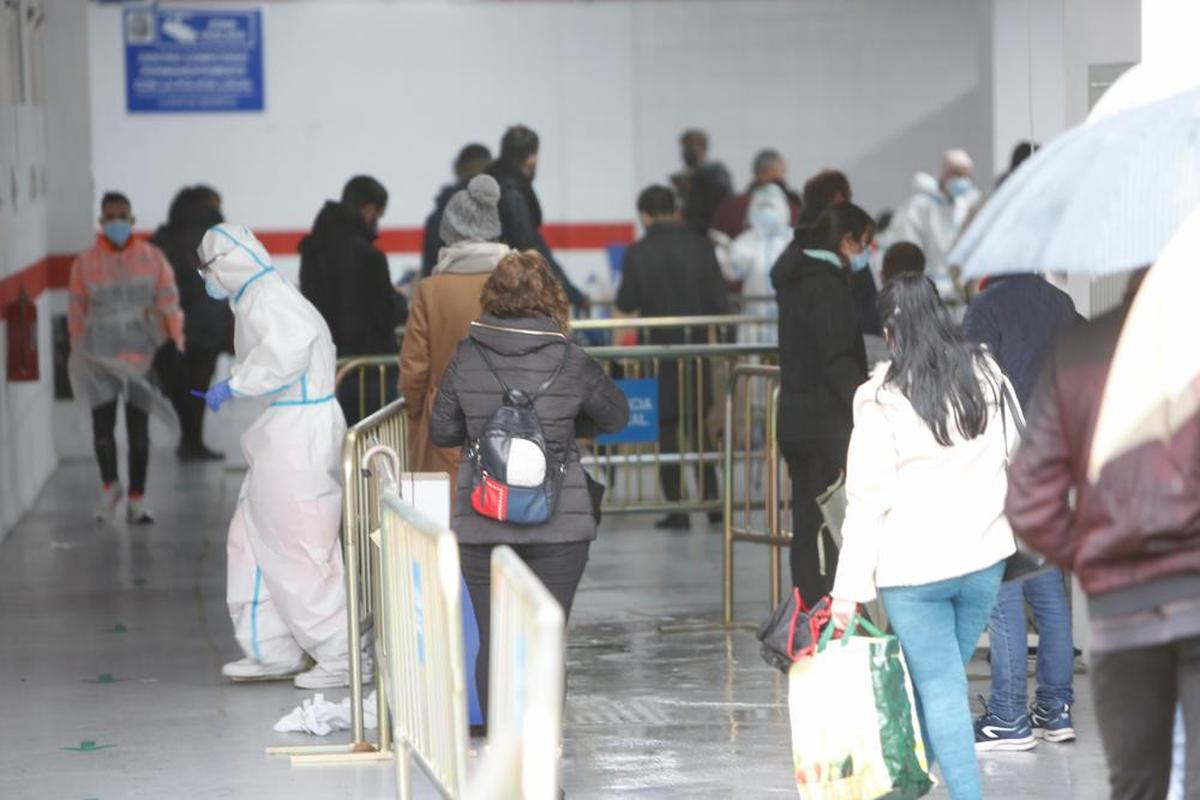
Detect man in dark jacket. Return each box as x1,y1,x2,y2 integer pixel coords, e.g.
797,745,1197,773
670,129,733,236
771,214,869,602
152,185,230,460
484,125,585,308
420,143,492,277
1007,278,1200,799
616,185,733,529
299,175,406,423
963,274,1083,751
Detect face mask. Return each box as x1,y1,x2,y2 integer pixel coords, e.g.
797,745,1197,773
102,219,132,248
946,176,974,199
682,151,700,168
204,273,230,301
750,205,787,232
849,247,871,272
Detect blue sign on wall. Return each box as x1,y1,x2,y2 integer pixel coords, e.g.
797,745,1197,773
597,379,659,445
124,8,264,113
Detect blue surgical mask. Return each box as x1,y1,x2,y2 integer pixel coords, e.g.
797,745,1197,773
204,273,230,301
750,205,787,233
102,219,132,248
850,248,872,272
946,176,974,199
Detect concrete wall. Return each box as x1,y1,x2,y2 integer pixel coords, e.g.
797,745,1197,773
84,0,995,273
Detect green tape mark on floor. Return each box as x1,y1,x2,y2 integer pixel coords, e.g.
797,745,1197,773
61,740,116,752
82,673,121,684
107,623,127,633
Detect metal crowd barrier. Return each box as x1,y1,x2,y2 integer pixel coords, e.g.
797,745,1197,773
722,365,790,626
336,356,403,423
376,476,470,799
572,313,775,347
267,398,409,764
584,342,777,514
468,546,566,800
334,331,780,516
588,294,776,317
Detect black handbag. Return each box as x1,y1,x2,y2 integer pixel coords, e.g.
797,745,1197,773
998,380,1051,582
757,591,831,673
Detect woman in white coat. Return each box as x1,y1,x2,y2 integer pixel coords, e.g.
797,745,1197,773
196,224,350,689
829,273,1017,800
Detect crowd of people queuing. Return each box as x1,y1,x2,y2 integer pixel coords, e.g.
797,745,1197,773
64,120,1196,798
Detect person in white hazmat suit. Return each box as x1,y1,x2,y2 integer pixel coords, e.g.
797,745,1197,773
890,148,982,302
726,183,792,345
195,224,351,689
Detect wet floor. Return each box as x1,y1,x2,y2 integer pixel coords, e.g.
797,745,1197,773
0,451,1112,798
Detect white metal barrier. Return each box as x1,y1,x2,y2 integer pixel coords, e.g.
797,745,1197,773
377,481,470,799
468,545,566,800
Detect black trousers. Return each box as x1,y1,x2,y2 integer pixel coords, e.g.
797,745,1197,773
780,438,848,607
659,420,718,504
459,541,590,722
1092,635,1200,800
92,399,149,495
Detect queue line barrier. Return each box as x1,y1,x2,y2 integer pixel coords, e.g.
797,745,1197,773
266,399,409,764
375,467,471,799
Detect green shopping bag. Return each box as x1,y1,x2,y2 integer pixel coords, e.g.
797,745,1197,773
788,616,934,799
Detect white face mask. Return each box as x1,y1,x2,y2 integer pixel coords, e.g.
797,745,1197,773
750,204,788,233
204,273,231,301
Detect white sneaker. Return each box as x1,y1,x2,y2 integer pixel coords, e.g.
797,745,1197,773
222,656,307,682
94,484,124,521
294,663,353,689
127,497,155,525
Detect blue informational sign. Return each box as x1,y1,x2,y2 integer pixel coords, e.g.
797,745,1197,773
597,378,659,445
124,8,264,113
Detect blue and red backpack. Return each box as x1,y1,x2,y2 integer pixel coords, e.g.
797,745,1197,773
468,341,568,525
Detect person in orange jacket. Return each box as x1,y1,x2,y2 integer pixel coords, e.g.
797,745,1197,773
68,191,184,524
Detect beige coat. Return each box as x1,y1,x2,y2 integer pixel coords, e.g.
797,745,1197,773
399,242,511,487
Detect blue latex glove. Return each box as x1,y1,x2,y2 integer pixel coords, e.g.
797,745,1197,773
192,380,234,413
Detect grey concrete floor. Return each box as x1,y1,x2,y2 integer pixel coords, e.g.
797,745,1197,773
0,451,1112,799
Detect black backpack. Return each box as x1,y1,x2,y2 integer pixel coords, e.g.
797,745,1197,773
468,340,569,525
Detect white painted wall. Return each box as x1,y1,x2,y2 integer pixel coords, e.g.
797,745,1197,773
0,0,57,538
84,0,994,238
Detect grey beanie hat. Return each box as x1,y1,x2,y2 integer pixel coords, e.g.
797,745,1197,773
439,174,503,245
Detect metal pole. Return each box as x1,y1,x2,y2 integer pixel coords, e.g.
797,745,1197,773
722,368,737,626
766,377,781,608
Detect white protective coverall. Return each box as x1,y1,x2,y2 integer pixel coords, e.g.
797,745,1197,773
727,184,792,345
198,225,349,674
891,172,981,301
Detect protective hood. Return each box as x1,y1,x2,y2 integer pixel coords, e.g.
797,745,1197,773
198,224,276,300
912,171,943,200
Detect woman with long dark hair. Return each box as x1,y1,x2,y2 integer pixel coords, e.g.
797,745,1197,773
829,273,1018,800
771,202,874,604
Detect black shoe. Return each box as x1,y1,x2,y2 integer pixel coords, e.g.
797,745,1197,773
469,723,488,738
654,514,691,530
707,511,724,525
177,444,225,462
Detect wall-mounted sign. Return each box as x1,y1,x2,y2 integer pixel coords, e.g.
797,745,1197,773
124,8,264,113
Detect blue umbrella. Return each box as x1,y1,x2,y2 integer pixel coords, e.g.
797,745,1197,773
952,86,1200,279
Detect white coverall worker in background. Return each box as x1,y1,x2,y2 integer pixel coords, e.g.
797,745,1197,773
196,224,351,690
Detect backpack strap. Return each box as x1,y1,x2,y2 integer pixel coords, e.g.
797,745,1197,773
471,339,571,400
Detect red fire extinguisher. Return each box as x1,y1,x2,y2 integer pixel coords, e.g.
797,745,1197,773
5,287,39,382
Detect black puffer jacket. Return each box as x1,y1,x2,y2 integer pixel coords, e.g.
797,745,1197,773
430,314,629,545
771,243,868,444
299,201,406,356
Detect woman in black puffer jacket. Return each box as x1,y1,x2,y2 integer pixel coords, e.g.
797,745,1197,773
431,250,628,721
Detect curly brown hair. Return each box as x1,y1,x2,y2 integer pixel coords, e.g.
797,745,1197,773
480,250,570,333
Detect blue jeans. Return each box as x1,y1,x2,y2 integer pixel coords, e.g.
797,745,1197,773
986,567,1075,719
882,561,1005,800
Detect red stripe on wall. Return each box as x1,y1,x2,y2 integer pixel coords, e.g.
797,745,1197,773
1,221,636,308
